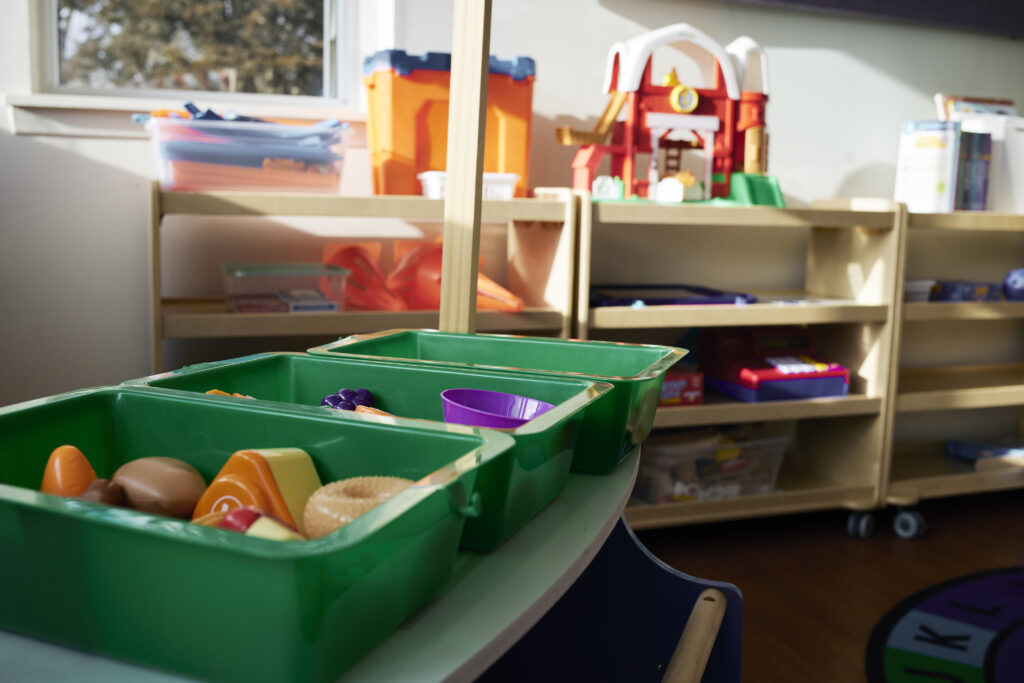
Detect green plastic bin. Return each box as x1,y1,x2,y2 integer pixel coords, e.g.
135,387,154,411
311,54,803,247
0,386,513,683
126,352,610,551
308,330,686,474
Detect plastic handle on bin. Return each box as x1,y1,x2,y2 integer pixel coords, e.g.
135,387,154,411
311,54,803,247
459,491,483,519
447,480,483,519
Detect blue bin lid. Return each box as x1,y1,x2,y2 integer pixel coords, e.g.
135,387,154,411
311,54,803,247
363,49,535,81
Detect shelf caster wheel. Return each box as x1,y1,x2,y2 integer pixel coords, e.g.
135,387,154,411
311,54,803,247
846,511,874,539
893,509,928,539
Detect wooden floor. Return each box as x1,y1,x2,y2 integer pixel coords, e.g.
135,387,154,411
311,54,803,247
634,490,1024,682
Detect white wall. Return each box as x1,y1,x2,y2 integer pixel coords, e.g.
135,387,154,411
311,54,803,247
2,0,1024,406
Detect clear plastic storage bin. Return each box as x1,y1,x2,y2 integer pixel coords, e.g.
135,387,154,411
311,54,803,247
635,430,788,503
146,116,348,193
903,279,937,302
222,263,348,313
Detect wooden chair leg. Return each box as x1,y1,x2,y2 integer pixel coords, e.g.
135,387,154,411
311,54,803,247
662,588,728,683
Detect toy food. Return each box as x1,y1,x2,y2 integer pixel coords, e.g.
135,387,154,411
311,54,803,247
111,457,207,519
192,448,322,535
303,476,413,539
385,243,524,312
206,389,255,399
322,387,375,411
322,244,407,311
77,478,125,505
193,506,306,541
40,445,97,497
217,506,263,532
354,405,397,418
242,515,306,541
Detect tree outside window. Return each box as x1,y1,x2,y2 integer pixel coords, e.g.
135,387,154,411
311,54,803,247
57,0,325,96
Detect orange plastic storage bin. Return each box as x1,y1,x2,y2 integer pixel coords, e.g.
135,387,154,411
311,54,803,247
363,50,534,197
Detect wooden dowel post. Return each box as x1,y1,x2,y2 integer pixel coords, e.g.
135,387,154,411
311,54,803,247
662,588,728,683
439,0,492,333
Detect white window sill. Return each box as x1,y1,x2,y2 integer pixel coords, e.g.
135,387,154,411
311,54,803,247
5,93,366,140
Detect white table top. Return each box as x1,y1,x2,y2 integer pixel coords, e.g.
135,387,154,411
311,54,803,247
0,449,639,682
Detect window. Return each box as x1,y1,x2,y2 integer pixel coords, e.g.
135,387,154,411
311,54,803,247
38,0,376,109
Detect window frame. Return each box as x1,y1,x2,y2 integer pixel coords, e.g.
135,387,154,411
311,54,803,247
33,0,380,111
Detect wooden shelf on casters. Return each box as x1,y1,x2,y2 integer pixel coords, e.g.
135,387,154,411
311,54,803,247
589,294,888,329
908,212,1024,233
887,443,1024,504
654,394,882,429
903,301,1024,322
159,191,568,222
625,466,874,530
160,300,566,339
594,202,896,230
896,362,1024,412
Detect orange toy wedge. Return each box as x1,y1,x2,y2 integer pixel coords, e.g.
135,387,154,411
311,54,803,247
192,448,322,535
40,445,97,497
386,243,523,312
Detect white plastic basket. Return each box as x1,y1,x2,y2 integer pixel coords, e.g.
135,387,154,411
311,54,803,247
416,171,520,200
904,279,937,302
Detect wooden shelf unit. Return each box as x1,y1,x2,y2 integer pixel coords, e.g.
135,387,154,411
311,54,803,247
575,196,906,530
895,363,1024,413
886,443,1024,505
149,186,578,371
654,395,883,429
884,211,1024,509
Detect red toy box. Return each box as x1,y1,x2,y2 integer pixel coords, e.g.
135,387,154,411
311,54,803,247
658,366,704,406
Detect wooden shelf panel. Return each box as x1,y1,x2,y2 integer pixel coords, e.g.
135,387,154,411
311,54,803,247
896,363,1024,412
653,395,882,429
159,191,567,222
903,301,1024,321
908,212,1024,232
589,295,888,329
626,468,874,530
594,202,895,229
161,301,564,339
887,445,1024,504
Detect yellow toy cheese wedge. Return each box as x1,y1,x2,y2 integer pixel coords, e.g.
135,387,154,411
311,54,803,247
192,448,321,535
245,515,306,542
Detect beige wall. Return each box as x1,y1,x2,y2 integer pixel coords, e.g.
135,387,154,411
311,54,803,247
2,0,1024,406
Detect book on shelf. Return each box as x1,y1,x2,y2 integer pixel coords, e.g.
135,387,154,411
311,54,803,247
960,114,1024,213
894,120,961,213
894,120,994,213
934,93,1016,120
954,130,992,211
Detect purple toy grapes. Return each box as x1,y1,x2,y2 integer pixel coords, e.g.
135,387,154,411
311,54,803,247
321,387,376,411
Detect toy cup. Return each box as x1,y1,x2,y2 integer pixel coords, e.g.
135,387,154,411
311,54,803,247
441,388,555,429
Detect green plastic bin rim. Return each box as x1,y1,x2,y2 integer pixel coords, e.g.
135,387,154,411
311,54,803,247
309,329,687,382
0,385,515,561
125,352,613,437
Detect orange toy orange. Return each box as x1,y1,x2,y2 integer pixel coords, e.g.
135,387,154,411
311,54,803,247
192,448,322,535
40,445,97,497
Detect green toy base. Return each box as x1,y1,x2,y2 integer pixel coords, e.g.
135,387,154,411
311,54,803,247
594,172,785,208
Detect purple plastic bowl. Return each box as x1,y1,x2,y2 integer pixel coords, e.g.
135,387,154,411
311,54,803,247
440,388,556,429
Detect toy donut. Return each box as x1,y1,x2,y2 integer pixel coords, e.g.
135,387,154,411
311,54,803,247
303,476,413,539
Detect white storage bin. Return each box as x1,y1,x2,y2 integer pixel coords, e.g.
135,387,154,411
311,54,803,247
417,171,520,200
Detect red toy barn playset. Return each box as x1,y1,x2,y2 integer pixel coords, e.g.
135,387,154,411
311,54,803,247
556,24,779,204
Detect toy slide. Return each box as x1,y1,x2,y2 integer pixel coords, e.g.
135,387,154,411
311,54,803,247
555,91,628,146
